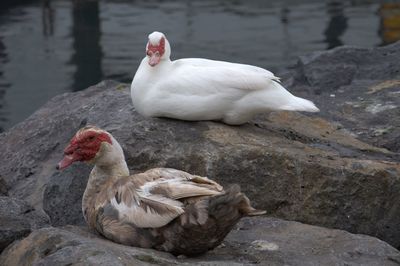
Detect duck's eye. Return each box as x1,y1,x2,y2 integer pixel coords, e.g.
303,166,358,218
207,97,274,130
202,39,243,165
88,136,95,141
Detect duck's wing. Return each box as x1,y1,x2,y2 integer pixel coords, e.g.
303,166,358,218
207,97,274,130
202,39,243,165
168,59,281,93
176,58,277,76
96,171,223,229
142,168,224,194
126,168,223,193
139,178,223,200
95,176,184,228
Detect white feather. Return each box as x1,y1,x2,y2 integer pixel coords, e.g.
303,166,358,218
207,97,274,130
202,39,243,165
148,31,165,45
131,32,319,125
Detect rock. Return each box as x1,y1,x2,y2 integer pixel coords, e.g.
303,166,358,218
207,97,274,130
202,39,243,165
0,226,179,266
0,79,399,249
0,196,49,252
285,41,400,153
0,177,8,196
1,217,399,266
208,217,400,266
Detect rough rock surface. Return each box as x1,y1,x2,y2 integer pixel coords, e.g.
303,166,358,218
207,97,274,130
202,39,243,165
1,217,399,266
0,196,49,252
0,76,399,249
285,41,400,153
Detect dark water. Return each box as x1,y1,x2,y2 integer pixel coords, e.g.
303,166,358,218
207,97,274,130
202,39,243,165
0,0,399,132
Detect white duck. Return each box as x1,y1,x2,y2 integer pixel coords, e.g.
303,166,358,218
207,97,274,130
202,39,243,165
131,31,319,125
57,126,265,256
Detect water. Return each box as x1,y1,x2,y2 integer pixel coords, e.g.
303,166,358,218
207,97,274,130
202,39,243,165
0,0,399,132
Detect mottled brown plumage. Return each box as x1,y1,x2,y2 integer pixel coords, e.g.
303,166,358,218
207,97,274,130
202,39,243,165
58,126,265,256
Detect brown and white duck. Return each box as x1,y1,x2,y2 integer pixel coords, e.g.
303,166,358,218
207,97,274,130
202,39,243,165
57,126,265,256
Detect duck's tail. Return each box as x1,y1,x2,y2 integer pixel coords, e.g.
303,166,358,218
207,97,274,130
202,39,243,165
286,96,320,113
270,80,320,113
208,184,266,219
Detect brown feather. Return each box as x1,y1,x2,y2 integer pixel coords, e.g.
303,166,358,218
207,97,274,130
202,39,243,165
148,181,222,200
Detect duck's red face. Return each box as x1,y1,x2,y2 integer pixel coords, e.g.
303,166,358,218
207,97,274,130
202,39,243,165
57,129,112,170
146,37,165,67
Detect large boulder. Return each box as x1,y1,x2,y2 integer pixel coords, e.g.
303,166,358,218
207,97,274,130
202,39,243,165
1,217,399,266
0,196,49,252
0,79,399,248
285,41,400,153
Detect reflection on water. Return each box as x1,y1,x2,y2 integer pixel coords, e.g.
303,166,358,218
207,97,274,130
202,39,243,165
324,1,348,49
0,0,399,132
0,36,8,133
42,0,54,37
71,0,102,91
379,3,400,45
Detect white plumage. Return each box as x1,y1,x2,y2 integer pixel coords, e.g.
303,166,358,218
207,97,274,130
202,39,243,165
131,31,319,125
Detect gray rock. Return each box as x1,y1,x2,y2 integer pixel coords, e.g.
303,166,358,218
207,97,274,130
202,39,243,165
285,41,400,153
0,78,399,249
0,177,8,196
0,196,49,252
0,226,179,266
1,217,399,266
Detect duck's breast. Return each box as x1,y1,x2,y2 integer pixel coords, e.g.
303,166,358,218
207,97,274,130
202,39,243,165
131,59,161,116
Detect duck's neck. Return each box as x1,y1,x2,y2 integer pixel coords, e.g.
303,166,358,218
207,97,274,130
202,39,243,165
90,137,129,180
152,58,172,69
91,160,129,181
82,138,129,225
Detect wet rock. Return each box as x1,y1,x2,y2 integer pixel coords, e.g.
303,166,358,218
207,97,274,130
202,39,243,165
286,41,400,153
0,80,399,249
0,196,49,252
1,217,399,266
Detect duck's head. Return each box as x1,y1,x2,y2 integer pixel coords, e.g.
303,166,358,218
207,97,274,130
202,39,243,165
57,126,123,170
146,31,171,67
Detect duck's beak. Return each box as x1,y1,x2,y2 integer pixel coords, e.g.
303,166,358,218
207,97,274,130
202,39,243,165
57,144,81,170
148,53,161,67
57,155,76,170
